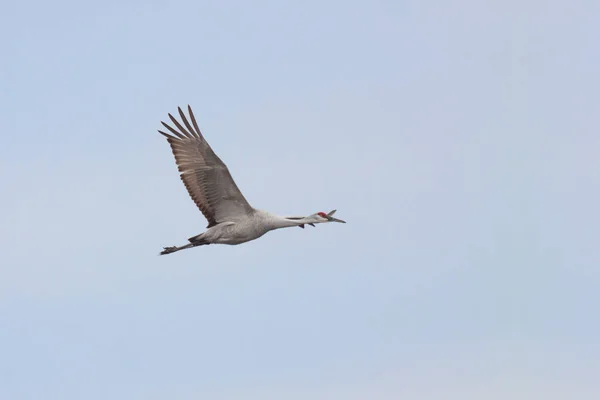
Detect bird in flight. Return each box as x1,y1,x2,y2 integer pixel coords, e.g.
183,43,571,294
157,106,346,255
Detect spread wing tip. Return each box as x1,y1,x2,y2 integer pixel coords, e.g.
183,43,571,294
158,129,171,138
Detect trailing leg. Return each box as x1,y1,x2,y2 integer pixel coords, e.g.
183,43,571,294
160,241,207,255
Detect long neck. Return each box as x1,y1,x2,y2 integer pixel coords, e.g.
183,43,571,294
268,214,313,230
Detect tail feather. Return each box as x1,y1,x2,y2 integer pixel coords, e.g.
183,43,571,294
188,233,207,243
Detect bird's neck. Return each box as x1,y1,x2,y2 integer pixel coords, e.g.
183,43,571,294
268,214,312,230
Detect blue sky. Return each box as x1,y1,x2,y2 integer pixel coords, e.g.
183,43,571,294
2,0,599,399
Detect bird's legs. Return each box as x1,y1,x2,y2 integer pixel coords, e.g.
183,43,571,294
160,244,190,255
160,241,209,255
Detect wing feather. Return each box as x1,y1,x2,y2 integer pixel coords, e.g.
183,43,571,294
168,112,195,139
178,107,199,138
187,105,203,138
159,106,254,227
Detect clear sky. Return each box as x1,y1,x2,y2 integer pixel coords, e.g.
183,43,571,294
2,0,599,399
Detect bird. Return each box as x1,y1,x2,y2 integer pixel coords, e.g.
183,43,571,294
157,105,346,255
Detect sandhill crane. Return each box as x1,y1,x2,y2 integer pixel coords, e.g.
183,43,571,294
157,106,346,255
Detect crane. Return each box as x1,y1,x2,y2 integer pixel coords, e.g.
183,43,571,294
157,106,346,255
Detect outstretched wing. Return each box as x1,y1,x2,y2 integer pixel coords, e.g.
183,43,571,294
158,106,254,227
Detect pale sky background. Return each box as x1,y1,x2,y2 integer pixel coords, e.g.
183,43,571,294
1,0,599,399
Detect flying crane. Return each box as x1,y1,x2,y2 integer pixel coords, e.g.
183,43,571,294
158,106,346,255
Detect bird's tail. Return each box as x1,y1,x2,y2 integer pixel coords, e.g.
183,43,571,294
188,233,205,242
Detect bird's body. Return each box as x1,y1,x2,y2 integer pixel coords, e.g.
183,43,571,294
157,106,345,255
188,210,317,245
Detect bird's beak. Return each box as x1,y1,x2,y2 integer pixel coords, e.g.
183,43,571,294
326,210,346,223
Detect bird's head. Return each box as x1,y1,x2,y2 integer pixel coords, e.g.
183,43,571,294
313,210,346,224
286,209,346,228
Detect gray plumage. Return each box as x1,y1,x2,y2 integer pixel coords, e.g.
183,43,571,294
158,106,345,255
